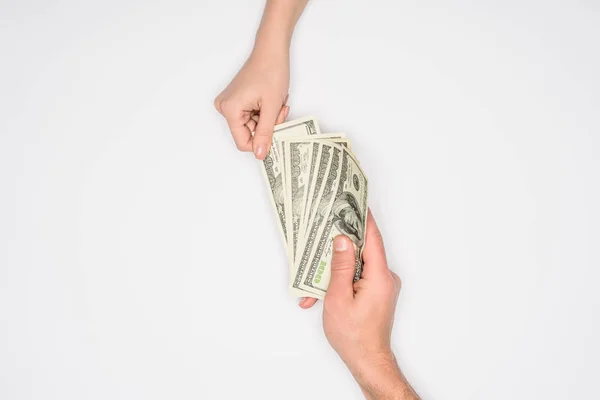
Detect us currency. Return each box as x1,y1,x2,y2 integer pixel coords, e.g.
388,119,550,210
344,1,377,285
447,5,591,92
261,117,320,243
282,137,346,286
298,137,348,239
285,138,347,292
301,144,337,241
283,139,316,270
292,143,343,296
298,147,368,298
288,142,331,291
278,134,346,243
299,142,322,240
259,116,367,299
284,135,347,242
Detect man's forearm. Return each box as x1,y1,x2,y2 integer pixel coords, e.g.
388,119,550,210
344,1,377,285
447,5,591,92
254,0,309,54
351,353,420,400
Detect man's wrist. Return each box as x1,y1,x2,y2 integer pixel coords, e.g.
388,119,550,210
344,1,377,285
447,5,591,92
350,352,419,400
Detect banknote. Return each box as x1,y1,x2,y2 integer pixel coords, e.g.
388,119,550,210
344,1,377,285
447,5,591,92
261,117,320,243
283,139,316,267
300,147,368,298
292,143,343,293
287,135,346,240
259,116,367,299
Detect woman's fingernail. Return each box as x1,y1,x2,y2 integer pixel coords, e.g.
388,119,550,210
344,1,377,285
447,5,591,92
334,236,348,252
299,297,307,307
255,146,264,158
284,106,290,118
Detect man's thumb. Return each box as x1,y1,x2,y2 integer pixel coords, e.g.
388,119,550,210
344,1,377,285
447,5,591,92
326,235,356,301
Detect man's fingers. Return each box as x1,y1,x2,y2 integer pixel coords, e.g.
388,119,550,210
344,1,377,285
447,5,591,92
298,297,318,309
361,209,389,278
253,100,281,160
390,271,402,296
214,96,223,113
325,235,357,303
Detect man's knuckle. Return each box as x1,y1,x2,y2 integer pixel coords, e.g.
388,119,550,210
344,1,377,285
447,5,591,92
381,274,397,293
374,229,385,246
390,271,402,287
353,279,366,291
331,258,353,272
213,96,222,113
394,278,402,293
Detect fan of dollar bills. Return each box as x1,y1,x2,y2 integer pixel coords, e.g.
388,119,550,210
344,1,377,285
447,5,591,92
260,116,368,300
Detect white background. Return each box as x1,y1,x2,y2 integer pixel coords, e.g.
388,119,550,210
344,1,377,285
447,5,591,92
1,1,599,399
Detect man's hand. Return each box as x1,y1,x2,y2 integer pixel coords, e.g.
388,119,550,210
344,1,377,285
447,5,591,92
323,211,420,400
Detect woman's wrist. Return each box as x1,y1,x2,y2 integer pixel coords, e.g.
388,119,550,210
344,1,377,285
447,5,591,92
253,0,308,58
252,33,289,63
253,19,292,59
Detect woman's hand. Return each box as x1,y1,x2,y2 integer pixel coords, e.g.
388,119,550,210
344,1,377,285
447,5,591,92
214,0,309,160
214,47,289,160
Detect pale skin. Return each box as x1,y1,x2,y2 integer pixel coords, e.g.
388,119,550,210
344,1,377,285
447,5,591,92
214,0,308,158
325,212,420,399
215,1,419,398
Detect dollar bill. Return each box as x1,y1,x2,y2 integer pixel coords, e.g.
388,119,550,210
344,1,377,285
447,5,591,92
292,143,343,293
299,137,348,238
300,142,322,240
261,117,321,243
300,143,330,244
258,116,367,299
283,136,347,265
262,138,288,242
299,147,368,298
283,139,316,268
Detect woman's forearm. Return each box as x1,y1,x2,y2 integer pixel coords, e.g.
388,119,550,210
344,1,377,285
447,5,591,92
254,0,309,55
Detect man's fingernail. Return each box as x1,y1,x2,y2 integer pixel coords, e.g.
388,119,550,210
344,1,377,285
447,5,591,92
284,106,290,119
334,236,348,252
